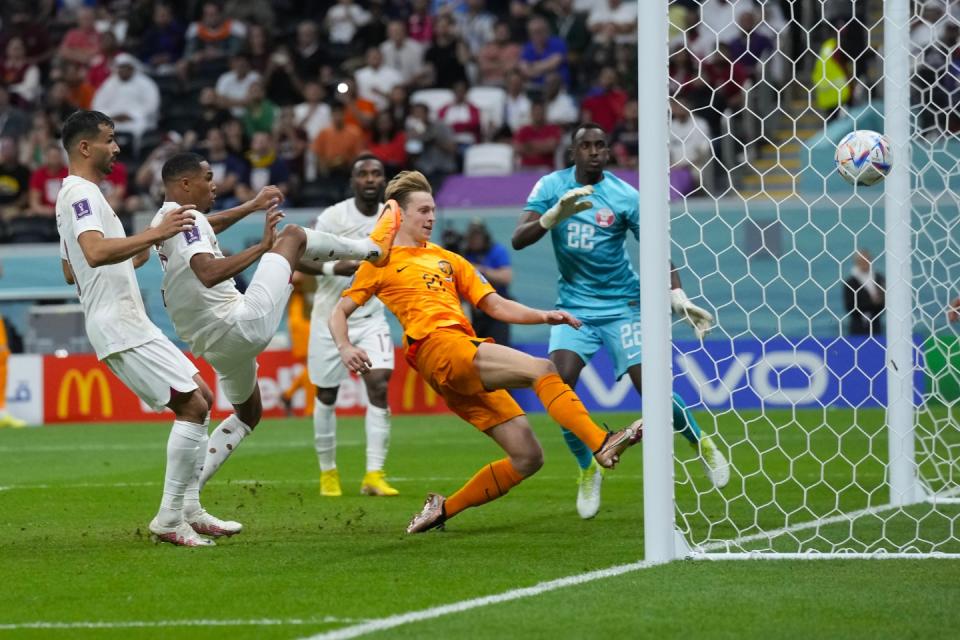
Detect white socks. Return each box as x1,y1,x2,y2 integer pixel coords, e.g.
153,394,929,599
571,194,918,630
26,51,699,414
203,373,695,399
156,419,207,527
182,415,209,517
365,404,391,472
303,228,377,262
199,414,252,490
314,399,337,471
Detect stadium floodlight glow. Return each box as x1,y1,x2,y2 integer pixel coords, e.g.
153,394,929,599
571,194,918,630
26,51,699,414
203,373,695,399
640,0,960,560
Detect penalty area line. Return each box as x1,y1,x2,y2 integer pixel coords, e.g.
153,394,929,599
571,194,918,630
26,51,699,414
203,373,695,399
300,559,664,640
0,616,363,631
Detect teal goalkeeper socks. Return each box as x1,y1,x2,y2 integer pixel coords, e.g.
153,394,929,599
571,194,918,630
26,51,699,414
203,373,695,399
561,427,595,470
672,392,702,444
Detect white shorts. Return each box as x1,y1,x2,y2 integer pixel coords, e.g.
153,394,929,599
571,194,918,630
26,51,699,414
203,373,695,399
200,253,293,405
308,315,394,388
104,338,199,411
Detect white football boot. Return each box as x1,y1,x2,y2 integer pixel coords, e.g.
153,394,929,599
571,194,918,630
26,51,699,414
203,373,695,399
149,518,216,547
185,509,243,537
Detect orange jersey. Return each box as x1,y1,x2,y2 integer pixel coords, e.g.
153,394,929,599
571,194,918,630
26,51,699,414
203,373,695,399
344,243,495,342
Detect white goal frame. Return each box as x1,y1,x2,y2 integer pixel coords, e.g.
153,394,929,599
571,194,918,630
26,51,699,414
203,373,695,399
638,0,960,562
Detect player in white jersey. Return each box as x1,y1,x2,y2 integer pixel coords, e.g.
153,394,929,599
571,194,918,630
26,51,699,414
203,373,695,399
56,110,224,548
151,152,400,512
308,154,397,497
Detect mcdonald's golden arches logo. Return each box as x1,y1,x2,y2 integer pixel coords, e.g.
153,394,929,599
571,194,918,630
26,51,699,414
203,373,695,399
402,368,438,411
58,369,113,418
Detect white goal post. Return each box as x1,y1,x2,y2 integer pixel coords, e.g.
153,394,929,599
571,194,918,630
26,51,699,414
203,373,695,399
639,0,960,561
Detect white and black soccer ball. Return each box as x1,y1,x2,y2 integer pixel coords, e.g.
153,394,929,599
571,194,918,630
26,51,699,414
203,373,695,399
834,129,893,186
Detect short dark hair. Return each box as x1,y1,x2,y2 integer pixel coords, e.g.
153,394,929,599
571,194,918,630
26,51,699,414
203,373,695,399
61,110,114,152
571,121,606,141
351,152,383,173
162,152,206,183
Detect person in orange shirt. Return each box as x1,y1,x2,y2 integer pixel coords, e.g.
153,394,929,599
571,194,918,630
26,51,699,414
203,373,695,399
330,171,642,534
311,103,365,184
280,272,314,417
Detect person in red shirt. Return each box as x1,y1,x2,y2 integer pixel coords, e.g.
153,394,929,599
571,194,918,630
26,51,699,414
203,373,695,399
99,158,128,217
59,7,101,65
580,66,627,133
438,80,482,147
513,101,562,170
27,142,68,217
367,111,407,174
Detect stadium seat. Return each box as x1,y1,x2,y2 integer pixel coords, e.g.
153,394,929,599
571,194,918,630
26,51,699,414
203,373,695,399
466,86,506,135
463,143,514,176
410,88,455,120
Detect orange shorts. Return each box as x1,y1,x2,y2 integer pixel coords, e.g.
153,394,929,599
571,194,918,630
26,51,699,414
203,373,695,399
412,327,524,432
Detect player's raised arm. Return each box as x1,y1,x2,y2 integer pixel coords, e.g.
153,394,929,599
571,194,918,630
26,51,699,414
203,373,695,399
477,292,581,329
329,296,373,375
189,203,283,288
77,204,197,267
207,185,284,234
512,185,594,250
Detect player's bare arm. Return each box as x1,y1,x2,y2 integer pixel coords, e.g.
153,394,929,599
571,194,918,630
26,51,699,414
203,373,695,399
132,248,151,269
189,204,284,288
207,185,284,234
77,203,197,267
512,210,550,249
61,259,75,285
512,186,594,250
478,293,582,329
329,296,373,375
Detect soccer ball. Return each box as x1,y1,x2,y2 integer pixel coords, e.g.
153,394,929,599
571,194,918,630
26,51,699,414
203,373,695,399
834,129,893,186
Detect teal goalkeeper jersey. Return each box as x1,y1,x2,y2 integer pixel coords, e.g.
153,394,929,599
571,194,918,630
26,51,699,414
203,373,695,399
524,167,640,319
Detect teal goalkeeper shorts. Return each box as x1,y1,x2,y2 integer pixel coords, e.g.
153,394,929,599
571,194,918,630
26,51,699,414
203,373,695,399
548,311,642,380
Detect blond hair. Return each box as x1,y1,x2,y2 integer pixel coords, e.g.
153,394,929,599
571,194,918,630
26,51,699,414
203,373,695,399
384,170,432,208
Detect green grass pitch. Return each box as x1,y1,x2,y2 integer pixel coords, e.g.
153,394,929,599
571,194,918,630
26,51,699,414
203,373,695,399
1,409,959,639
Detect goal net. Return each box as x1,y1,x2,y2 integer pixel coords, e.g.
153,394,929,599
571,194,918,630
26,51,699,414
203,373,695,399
641,0,960,558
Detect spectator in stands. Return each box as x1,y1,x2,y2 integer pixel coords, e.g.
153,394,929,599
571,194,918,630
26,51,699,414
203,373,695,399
408,0,435,44
356,0,389,51
405,102,457,186
216,52,261,117
368,111,407,175
513,100,562,170
545,0,591,76
292,20,325,85
325,0,371,51
356,47,405,111
245,23,272,73
519,15,570,89
87,31,120,90
203,126,248,209
587,0,638,45
668,96,712,198
0,87,29,141
462,220,513,346
190,87,231,140
336,79,377,135
63,61,95,111
27,142,67,218
295,81,332,144
239,131,290,198
581,66,627,133
439,80,482,148
180,1,247,81
506,0,533,43
139,2,185,74
477,20,522,87
611,98,639,169
0,138,30,221
20,112,54,169
59,6,101,65
91,53,161,155
275,107,309,199
380,19,426,85
702,42,749,113
0,2,53,70
222,117,248,157
843,249,885,336
668,6,713,61
812,21,853,119
2,38,41,107
312,102,366,181
503,69,532,133
543,72,578,126
699,0,754,53
130,131,185,209
728,7,775,80
424,14,470,88
457,0,496,59
241,80,277,136
387,85,411,127
98,158,129,224
43,81,77,126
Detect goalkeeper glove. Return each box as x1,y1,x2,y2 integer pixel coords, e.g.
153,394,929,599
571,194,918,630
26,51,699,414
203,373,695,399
670,288,714,340
539,185,594,229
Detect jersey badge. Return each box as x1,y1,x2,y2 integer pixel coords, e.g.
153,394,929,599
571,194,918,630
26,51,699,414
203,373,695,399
72,199,92,220
595,208,615,228
183,226,201,244
438,260,454,281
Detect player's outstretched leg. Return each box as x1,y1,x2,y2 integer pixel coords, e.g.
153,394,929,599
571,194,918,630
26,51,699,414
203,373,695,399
286,199,401,268
672,392,729,488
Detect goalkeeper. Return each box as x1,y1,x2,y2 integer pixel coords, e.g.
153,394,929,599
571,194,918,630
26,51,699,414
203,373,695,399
512,122,729,520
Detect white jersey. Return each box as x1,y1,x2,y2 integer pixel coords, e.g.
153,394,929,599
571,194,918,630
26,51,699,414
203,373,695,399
311,198,386,326
151,201,242,354
56,174,163,360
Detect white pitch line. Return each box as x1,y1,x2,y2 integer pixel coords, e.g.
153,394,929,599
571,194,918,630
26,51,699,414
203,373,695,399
0,616,362,631
299,560,664,640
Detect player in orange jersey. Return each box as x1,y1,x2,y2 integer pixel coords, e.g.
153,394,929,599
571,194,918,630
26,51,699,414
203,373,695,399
330,171,642,533
280,272,314,417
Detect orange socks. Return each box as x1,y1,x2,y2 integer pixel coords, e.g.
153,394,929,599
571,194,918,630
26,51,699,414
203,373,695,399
445,458,525,518
534,373,606,452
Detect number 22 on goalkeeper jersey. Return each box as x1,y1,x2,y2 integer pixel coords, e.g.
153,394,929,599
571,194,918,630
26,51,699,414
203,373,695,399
525,167,640,319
